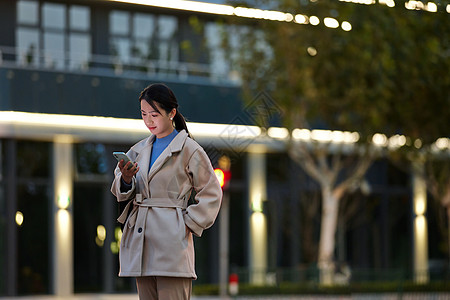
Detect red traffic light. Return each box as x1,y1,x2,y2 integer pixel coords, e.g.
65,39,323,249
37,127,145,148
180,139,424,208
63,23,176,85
214,168,231,189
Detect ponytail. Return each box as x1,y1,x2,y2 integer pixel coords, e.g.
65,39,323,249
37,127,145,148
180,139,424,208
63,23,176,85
174,111,190,137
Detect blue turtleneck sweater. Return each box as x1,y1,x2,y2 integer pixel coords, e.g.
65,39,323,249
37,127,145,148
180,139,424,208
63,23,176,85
150,129,179,169
121,129,178,192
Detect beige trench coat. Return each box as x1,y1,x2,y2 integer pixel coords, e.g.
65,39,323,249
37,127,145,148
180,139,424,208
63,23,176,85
111,130,222,278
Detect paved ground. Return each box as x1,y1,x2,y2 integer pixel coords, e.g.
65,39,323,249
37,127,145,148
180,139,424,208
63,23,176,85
1,293,450,300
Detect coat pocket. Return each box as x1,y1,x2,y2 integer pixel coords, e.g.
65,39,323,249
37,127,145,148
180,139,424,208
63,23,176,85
176,208,189,245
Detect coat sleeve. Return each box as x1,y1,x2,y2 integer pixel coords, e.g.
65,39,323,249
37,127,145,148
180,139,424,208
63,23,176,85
184,148,223,237
110,163,136,202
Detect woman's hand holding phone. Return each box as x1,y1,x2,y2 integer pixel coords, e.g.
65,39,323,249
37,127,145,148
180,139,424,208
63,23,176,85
113,152,139,184
118,159,139,184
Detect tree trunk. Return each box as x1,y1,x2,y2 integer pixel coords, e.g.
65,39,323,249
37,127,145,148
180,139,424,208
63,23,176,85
318,185,340,285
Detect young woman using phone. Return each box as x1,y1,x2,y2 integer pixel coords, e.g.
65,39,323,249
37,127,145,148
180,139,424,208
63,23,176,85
111,83,222,299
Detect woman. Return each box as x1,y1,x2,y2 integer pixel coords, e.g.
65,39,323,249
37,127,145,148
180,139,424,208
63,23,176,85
111,83,223,299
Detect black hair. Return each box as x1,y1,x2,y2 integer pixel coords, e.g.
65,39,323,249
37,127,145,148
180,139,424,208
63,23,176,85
139,83,190,136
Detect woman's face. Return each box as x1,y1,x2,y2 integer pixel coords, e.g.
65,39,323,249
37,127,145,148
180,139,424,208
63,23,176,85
141,100,175,138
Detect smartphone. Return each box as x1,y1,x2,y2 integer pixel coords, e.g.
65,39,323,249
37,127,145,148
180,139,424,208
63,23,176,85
113,152,134,170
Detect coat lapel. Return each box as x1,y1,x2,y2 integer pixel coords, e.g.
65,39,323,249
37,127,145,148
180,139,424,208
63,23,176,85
133,136,154,187
147,130,188,182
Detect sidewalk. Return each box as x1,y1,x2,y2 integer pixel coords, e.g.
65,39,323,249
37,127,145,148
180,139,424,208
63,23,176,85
1,294,450,300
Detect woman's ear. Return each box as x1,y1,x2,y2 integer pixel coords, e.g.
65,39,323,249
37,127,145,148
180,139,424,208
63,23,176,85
170,108,177,119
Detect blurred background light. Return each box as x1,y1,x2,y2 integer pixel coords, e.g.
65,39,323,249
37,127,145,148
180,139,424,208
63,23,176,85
268,127,289,139
294,14,308,24
341,21,352,31
372,133,388,146
309,16,320,25
15,211,24,227
324,17,339,28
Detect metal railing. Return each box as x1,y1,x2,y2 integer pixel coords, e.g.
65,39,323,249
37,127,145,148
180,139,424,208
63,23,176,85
0,45,240,84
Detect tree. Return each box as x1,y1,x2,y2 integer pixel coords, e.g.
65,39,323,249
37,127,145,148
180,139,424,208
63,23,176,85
222,0,450,284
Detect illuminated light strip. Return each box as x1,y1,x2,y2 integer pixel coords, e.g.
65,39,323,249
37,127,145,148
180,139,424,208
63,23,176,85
109,0,235,15
188,121,262,139
0,111,261,139
339,0,376,5
405,1,438,12
233,7,293,22
292,128,360,144
342,0,448,13
2,112,448,151
0,111,147,132
107,0,353,29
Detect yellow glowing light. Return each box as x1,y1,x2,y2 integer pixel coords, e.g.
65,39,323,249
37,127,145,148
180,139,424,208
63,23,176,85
388,134,407,149
0,111,147,133
309,16,320,26
324,17,339,28
341,21,352,31
15,211,24,226
267,127,289,139
95,237,104,247
57,195,70,210
414,139,422,149
415,214,427,235
115,227,123,241
307,46,318,56
426,2,437,12
340,0,376,4
214,168,225,187
97,225,107,241
415,197,426,216
251,192,263,212
292,128,311,140
110,242,119,254
0,111,262,140
110,0,234,15
372,133,388,146
252,199,263,212
380,0,395,7
435,137,450,150
57,209,71,232
294,14,308,24
188,122,261,139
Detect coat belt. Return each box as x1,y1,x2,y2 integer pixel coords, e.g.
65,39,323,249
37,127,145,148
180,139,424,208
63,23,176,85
117,195,187,225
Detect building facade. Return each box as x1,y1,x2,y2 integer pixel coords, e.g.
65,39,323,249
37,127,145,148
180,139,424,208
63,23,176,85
0,0,447,297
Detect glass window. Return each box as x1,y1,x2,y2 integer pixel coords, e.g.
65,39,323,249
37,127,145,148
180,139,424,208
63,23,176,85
205,23,228,77
158,16,177,40
43,32,65,69
133,13,155,39
110,11,130,35
70,5,90,31
73,184,105,292
16,141,51,295
157,16,178,62
69,33,91,70
16,28,39,66
16,2,91,71
17,183,50,294
110,37,131,63
75,143,107,175
17,0,38,25
42,3,66,30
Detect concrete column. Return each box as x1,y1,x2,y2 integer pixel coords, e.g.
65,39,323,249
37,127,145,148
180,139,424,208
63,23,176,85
52,135,74,296
247,150,267,285
219,192,230,297
5,140,17,296
412,159,429,284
